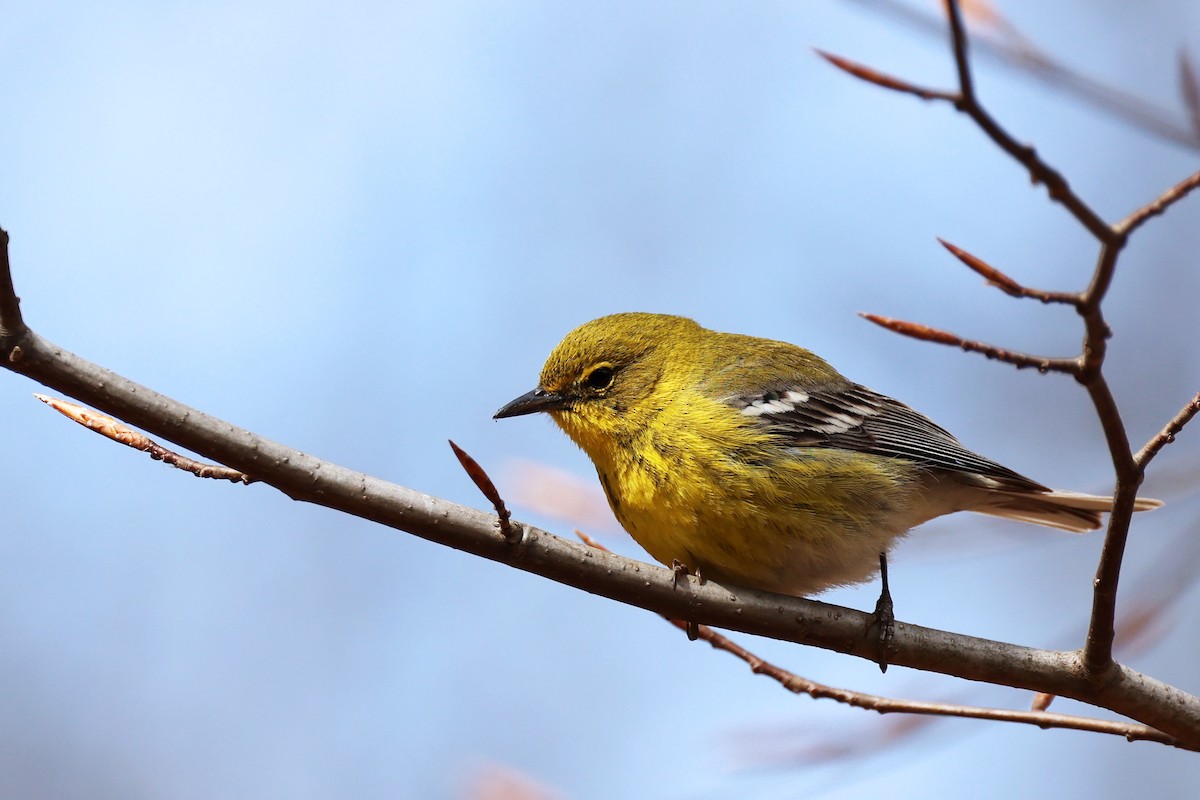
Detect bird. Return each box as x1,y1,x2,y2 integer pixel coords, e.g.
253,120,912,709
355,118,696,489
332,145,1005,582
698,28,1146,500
494,312,1161,640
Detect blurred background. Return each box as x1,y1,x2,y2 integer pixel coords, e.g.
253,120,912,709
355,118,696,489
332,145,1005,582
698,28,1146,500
2,1,1200,797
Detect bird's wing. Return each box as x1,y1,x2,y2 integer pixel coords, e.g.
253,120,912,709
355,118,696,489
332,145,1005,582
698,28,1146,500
728,382,1048,492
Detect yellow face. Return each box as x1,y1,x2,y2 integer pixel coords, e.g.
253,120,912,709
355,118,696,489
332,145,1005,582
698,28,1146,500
495,313,700,461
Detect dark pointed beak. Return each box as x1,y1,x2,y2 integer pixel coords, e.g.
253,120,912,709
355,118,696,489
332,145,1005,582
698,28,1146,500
494,388,571,419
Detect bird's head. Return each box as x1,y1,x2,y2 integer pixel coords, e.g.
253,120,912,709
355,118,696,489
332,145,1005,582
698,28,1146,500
495,313,702,457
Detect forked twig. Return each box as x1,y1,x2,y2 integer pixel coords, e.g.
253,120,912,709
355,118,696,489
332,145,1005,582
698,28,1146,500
822,8,1111,239
830,1,1200,680
35,394,252,483
943,2,1112,241
575,530,1181,747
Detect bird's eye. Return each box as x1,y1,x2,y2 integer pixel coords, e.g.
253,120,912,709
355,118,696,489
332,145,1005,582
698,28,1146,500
585,366,614,391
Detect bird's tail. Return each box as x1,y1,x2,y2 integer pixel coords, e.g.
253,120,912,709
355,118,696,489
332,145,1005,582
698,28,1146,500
974,489,1163,533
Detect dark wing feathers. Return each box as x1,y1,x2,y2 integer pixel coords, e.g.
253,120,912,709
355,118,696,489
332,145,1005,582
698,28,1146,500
730,383,1047,492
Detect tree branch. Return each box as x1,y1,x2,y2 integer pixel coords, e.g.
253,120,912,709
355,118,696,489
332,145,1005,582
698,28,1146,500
576,532,1180,748
941,0,1114,241
1,235,1198,747
829,1,1190,683
693,617,1179,747
3,1,1196,758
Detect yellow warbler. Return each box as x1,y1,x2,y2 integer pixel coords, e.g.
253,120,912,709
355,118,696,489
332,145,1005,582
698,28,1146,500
495,313,1161,602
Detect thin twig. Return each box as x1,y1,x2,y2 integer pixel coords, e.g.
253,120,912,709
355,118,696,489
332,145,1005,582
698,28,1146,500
575,530,1180,747
449,440,518,543
1115,168,1200,236
937,239,1080,305
859,312,1078,374
814,50,957,102
689,620,1177,746
1181,49,1200,139
1135,391,1200,469
34,394,253,483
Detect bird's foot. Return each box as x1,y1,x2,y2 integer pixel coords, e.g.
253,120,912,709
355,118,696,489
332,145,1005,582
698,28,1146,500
671,560,703,641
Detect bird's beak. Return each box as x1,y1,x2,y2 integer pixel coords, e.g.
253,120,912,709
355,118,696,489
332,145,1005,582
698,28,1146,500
494,388,571,419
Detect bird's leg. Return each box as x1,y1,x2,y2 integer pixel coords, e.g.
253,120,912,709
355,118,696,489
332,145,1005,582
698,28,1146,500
671,559,689,588
870,552,895,673
671,560,702,641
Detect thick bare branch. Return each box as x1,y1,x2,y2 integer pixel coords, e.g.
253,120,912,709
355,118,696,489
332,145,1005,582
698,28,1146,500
3,304,1199,745
2,1,1196,756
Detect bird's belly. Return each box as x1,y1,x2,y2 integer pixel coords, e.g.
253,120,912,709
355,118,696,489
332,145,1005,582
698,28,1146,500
598,451,928,597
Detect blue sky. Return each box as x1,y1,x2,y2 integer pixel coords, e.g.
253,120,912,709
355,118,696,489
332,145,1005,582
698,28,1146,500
3,1,1200,798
